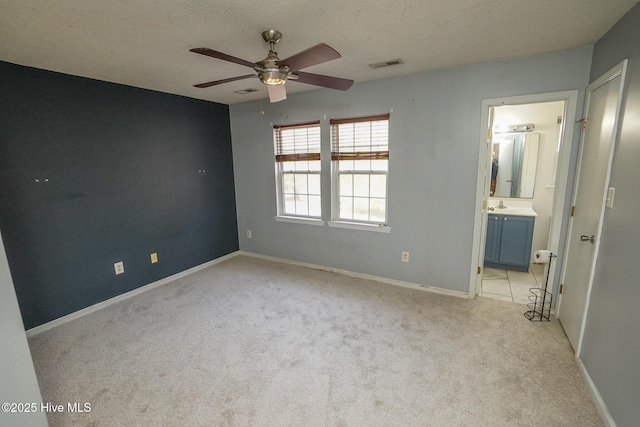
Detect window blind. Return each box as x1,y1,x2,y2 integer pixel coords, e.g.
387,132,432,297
330,114,389,161
274,121,321,162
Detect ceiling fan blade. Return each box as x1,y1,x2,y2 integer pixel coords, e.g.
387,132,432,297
190,48,256,69
193,74,256,88
267,84,287,103
278,44,341,72
293,71,354,91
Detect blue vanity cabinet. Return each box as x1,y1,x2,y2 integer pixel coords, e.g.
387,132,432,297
484,214,535,272
484,215,502,264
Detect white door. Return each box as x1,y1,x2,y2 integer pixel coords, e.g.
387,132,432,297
558,61,627,351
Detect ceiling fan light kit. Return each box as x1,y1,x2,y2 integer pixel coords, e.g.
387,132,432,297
259,70,287,86
190,30,353,103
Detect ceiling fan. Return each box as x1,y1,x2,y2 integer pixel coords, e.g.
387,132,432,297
190,30,354,103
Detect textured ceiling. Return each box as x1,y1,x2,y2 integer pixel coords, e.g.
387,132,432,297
1,0,637,105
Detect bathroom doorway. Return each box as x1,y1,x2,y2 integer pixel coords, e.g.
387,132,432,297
483,101,564,303
468,91,580,305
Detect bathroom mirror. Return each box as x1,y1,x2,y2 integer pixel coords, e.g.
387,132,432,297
490,133,539,199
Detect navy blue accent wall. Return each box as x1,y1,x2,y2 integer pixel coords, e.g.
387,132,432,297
0,61,238,329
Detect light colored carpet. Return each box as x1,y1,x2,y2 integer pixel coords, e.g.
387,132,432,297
28,255,603,426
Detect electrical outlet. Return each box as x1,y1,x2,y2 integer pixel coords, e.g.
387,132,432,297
402,251,410,263
247,230,252,238
150,253,158,264
114,261,124,275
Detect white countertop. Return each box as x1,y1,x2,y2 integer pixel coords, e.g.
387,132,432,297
487,206,537,217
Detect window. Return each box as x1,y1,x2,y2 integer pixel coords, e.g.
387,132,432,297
273,121,322,218
331,114,389,224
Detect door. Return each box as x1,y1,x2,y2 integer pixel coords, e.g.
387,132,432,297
472,92,578,299
558,61,627,351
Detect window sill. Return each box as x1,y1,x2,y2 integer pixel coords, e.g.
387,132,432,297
274,216,325,226
327,221,391,233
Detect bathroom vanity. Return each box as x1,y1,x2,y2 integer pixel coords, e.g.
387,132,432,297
484,207,536,272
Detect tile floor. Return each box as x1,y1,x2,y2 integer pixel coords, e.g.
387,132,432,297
482,264,547,304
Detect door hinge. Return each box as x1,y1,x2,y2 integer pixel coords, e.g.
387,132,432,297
559,284,564,294
581,118,588,131
571,206,576,217
482,200,487,210
487,128,492,139
477,266,482,275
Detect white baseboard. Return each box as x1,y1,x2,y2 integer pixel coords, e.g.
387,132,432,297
576,356,616,427
27,250,468,337
26,251,241,337
238,251,469,299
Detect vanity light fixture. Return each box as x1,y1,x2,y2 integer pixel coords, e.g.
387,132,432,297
493,123,535,134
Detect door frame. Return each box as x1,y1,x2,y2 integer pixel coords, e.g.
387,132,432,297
468,91,579,298
556,60,628,356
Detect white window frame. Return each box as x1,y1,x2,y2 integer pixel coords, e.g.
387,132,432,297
273,121,323,224
329,114,390,232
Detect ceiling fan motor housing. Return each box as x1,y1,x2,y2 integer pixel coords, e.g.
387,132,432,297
256,35,288,85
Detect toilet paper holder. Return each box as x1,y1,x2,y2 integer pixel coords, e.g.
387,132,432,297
534,249,553,263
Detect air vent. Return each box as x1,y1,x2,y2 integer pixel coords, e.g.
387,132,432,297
234,88,258,95
369,59,404,69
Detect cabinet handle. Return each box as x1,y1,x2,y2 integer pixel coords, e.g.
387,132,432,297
504,218,507,221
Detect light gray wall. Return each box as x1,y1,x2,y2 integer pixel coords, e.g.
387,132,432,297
230,47,592,293
580,3,640,426
0,232,48,427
